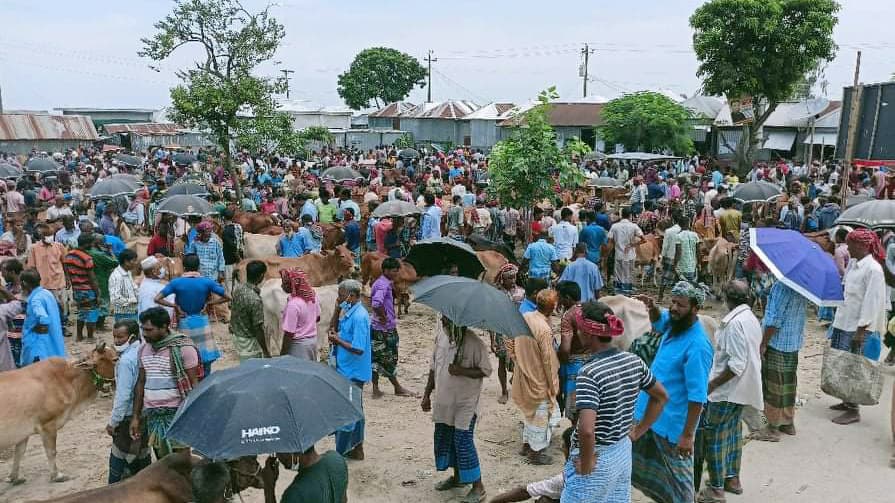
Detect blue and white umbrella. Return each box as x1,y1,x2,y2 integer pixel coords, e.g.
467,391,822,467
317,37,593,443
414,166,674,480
749,228,843,306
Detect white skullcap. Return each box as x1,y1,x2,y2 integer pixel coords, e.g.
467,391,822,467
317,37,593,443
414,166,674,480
141,256,160,271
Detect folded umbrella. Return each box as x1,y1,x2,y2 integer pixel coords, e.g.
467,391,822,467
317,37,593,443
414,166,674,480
732,181,782,203
411,275,532,337
167,356,364,459
405,238,484,279
156,194,214,217
749,227,843,306
371,200,422,218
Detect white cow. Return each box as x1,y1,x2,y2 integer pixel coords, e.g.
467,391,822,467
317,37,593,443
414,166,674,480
599,295,719,349
259,279,338,357
245,233,281,260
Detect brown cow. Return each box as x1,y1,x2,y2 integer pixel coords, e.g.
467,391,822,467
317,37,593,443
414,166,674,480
235,245,355,286
804,230,835,255
320,223,346,250
233,212,276,234
635,234,662,288
2,346,117,484
360,252,418,315
707,237,737,297
477,250,508,285
32,451,198,503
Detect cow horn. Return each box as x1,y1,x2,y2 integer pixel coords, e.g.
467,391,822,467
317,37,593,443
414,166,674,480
95,341,107,352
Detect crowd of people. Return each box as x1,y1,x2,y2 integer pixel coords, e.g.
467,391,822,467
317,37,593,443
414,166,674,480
0,143,894,503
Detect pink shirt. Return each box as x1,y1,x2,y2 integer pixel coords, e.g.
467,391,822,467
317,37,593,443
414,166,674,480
282,296,320,341
834,244,850,277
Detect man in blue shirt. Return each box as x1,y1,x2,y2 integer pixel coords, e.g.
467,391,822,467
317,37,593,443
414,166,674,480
336,188,361,222
342,208,361,268
519,278,548,315
155,254,231,374
278,222,305,258
594,202,612,231
20,268,66,365
558,244,603,302
631,282,713,503
328,279,371,459
578,210,608,266
419,193,442,240
297,215,322,254
298,194,318,222
522,231,558,280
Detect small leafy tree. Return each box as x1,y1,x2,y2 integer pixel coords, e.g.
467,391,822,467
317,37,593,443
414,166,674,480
488,87,588,212
299,126,335,145
393,133,415,149
139,0,286,197
337,48,427,110
690,0,839,170
600,91,693,155
235,113,305,156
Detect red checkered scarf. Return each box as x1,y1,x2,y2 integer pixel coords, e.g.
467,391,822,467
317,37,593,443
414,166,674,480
846,228,885,262
575,308,625,337
280,268,316,302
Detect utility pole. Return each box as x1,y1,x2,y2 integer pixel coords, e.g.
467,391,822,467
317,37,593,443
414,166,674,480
425,50,437,103
280,69,295,99
580,43,594,98
842,50,862,209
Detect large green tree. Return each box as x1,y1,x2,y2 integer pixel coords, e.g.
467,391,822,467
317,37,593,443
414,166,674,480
139,0,286,196
337,47,427,110
600,91,693,155
690,0,839,170
488,87,589,212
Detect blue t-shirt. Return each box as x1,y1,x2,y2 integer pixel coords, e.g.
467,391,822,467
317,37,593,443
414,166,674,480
335,302,372,382
344,221,361,251
579,223,607,264
519,298,537,314
523,239,558,279
595,213,611,231
279,234,305,258
104,235,127,256
160,277,226,315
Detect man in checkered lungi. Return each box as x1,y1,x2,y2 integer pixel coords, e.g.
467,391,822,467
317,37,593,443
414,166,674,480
694,280,763,502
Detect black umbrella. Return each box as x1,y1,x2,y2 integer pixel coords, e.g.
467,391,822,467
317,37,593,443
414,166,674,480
371,200,423,218
167,356,364,459
156,194,214,217
835,199,895,229
166,182,209,197
583,151,606,161
0,163,23,179
26,157,62,174
398,148,420,159
321,166,362,182
88,174,142,199
588,176,622,188
405,238,485,278
171,152,197,166
411,275,531,337
731,181,782,203
844,194,874,209
115,153,142,168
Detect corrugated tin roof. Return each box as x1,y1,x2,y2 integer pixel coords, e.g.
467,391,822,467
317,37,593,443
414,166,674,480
681,95,725,119
0,114,98,141
369,101,416,118
499,102,604,127
104,122,181,136
406,100,479,119
277,99,352,115
464,102,516,120
714,100,842,127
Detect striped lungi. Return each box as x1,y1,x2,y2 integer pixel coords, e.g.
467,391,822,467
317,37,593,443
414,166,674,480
434,415,481,484
694,401,744,490
613,259,634,295
559,354,591,418
632,429,695,503
561,436,632,503
762,347,799,427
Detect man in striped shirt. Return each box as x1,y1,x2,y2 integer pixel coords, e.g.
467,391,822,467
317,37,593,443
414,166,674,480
562,301,668,503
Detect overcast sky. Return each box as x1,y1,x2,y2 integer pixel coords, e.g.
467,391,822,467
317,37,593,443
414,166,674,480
1,0,893,112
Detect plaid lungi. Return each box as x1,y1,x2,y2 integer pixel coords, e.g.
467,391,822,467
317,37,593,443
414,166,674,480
628,331,663,367
73,289,99,323
632,429,695,503
144,407,186,459
181,314,221,365
763,347,798,427
562,436,632,503
434,415,481,484
371,328,399,379
613,259,635,295
694,401,744,490
661,258,677,287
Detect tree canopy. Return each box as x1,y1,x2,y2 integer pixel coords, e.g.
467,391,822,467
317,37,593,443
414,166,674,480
337,47,427,110
599,91,693,155
690,0,839,169
139,0,286,194
488,87,588,210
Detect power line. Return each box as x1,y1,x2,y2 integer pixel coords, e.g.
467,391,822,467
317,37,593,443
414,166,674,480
431,69,488,104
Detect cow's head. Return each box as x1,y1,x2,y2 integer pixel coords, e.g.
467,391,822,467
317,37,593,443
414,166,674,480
328,245,356,274
74,342,117,390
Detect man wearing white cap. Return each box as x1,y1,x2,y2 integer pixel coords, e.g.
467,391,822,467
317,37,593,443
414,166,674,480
137,257,174,320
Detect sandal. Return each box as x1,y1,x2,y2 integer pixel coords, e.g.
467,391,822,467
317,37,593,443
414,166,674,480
696,487,726,503
434,477,464,491
748,429,780,442
724,478,744,495
829,402,852,411
460,488,487,503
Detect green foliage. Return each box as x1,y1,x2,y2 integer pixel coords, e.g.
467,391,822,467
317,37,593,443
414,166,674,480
690,0,839,168
488,87,588,209
299,126,335,145
337,47,427,110
393,133,415,149
235,113,305,155
599,91,693,155
139,0,286,195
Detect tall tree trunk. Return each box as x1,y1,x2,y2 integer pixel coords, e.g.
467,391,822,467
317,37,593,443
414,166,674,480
735,100,779,175
222,134,242,201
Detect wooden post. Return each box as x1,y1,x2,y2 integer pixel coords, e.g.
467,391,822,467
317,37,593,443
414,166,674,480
841,51,862,209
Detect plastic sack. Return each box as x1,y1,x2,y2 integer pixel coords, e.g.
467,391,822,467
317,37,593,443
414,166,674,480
820,344,884,406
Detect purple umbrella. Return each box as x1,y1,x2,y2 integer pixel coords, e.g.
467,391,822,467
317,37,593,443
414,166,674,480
749,228,843,306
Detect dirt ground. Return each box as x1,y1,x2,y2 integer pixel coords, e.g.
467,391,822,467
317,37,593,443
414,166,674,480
1,296,893,503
